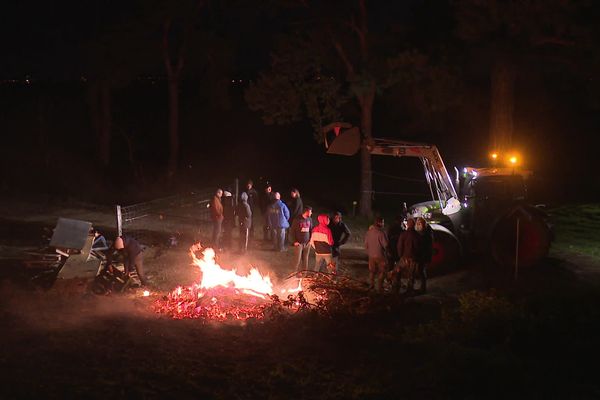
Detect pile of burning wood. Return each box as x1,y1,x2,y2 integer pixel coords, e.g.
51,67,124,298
153,285,272,320
150,243,377,321
151,244,307,321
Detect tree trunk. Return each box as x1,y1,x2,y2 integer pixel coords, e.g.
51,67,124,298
99,82,112,166
359,86,375,218
489,57,515,153
167,78,179,178
37,96,50,169
87,81,111,167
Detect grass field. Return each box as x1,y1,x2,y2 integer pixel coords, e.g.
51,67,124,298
551,203,600,259
1,200,600,398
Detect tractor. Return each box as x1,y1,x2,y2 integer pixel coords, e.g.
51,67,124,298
325,127,553,275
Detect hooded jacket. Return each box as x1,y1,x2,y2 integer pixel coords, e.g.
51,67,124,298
310,214,333,255
237,192,252,229
267,199,290,229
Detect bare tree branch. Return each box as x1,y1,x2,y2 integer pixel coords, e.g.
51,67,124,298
332,38,356,78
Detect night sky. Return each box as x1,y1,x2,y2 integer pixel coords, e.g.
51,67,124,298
1,0,599,208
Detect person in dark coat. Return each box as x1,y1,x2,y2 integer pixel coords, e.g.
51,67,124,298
387,215,404,268
288,189,304,222
329,211,351,270
106,236,149,286
221,191,235,250
237,192,252,252
393,218,422,294
286,188,303,244
244,180,258,238
260,184,275,241
290,206,313,272
415,217,434,293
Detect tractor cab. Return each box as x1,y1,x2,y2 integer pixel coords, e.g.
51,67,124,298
459,167,533,240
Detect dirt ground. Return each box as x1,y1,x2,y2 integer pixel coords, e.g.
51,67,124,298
1,200,600,399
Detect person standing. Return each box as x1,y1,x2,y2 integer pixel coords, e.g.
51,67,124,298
310,214,334,273
106,236,149,286
290,206,313,273
287,188,304,244
261,184,275,241
221,191,235,250
210,188,224,249
395,218,421,294
329,212,351,271
267,192,290,252
415,217,433,293
288,189,304,222
387,215,404,271
237,192,252,252
364,217,388,292
244,180,258,238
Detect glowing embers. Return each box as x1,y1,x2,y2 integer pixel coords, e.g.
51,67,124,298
154,284,271,320
153,244,280,321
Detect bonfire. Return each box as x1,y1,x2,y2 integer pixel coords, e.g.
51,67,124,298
152,244,305,321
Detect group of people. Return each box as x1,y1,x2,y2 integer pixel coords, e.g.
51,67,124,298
93,186,433,293
209,181,280,252
365,216,433,294
209,180,352,273
209,180,434,294
290,209,351,275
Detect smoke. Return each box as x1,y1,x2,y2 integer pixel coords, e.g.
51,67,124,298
0,280,154,332
0,244,301,332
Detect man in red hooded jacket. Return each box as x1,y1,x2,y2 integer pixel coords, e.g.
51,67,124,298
310,214,334,273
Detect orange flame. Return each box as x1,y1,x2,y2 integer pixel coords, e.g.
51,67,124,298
190,245,273,298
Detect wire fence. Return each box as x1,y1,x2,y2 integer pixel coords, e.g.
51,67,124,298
116,181,238,246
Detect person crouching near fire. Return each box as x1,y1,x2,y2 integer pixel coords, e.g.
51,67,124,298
310,214,334,273
106,236,149,287
364,216,388,292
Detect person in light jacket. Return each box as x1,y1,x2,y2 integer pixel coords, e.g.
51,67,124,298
237,192,252,252
364,217,388,292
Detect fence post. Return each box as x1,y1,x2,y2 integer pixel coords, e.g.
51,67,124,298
116,205,123,237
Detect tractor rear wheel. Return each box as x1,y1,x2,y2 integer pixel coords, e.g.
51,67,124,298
428,228,462,277
489,206,552,268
